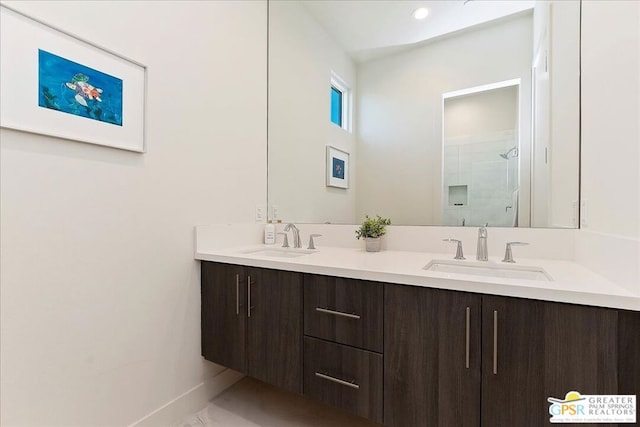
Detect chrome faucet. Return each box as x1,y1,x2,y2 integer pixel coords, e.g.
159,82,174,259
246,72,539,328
284,223,302,248
307,234,322,250
476,224,488,261
277,232,289,248
443,238,465,260
502,241,529,263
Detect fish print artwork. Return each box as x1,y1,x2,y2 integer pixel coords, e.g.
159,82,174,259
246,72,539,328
38,49,123,126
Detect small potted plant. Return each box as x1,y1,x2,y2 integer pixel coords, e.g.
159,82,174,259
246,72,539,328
356,215,391,252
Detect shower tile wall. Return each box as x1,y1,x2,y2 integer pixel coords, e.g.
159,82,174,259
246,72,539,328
442,132,518,227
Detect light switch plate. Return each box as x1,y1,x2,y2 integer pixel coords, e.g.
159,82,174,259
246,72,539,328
580,200,588,227
255,205,266,222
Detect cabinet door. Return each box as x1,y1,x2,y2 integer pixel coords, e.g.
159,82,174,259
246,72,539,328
543,302,621,427
543,302,619,399
247,267,303,394
482,296,620,426
201,262,246,373
481,296,545,426
385,284,481,427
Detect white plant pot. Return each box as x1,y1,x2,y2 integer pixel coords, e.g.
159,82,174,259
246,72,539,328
365,237,381,252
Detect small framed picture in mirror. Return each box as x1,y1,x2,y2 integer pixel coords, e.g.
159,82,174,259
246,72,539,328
326,145,349,189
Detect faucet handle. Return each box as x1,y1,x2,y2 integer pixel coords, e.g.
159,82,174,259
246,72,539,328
277,232,289,248
443,238,465,260
502,241,529,263
308,234,322,250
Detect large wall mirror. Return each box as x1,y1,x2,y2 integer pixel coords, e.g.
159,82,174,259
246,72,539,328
268,0,580,228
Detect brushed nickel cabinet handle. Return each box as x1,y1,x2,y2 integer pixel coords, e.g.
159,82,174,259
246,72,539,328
235,274,240,315
247,276,252,318
315,307,361,319
493,310,498,375
465,306,470,369
315,372,360,390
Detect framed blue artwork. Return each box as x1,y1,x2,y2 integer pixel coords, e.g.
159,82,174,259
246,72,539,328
38,49,124,127
0,4,146,152
326,145,349,189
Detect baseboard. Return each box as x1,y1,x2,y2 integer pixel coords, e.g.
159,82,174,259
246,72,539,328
128,369,245,427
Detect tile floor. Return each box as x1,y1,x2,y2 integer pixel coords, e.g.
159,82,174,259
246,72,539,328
175,378,379,427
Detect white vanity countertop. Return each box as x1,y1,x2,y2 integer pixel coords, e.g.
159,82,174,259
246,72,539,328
195,245,640,311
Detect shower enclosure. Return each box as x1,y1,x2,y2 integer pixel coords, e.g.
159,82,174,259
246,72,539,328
441,80,523,227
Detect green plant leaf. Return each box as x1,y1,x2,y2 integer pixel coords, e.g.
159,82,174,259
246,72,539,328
355,215,391,239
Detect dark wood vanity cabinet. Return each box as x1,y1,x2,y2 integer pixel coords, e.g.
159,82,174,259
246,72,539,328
202,263,639,426
385,285,638,427
201,262,302,394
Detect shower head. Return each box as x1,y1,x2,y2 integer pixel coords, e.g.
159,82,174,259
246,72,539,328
500,147,518,159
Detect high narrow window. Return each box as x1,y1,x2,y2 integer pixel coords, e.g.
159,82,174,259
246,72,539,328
331,86,343,127
330,71,351,132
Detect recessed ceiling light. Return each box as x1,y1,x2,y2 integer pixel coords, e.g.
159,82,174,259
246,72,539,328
412,7,429,20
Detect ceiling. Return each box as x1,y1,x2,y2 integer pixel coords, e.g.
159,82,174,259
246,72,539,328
301,0,535,62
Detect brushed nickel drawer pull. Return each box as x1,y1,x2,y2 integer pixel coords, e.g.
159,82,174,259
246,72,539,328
247,276,253,318
465,306,470,369
315,307,361,319
493,310,498,375
315,372,360,390
235,274,240,315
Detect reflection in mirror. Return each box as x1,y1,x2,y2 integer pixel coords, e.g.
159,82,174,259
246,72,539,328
442,81,523,227
268,0,580,228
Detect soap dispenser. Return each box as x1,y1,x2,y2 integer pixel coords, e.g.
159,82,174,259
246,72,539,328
264,221,275,245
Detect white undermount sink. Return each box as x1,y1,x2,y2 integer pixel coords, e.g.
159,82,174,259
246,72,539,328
424,259,552,281
240,247,316,258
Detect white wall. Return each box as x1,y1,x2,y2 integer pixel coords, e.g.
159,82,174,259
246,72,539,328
444,87,518,138
0,1,266,426
580,0,639,239
356,13,533,225
576,0,640,294
268,0,357,224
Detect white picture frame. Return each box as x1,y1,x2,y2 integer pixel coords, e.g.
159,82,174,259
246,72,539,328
0,4,147,152
326,145,349,189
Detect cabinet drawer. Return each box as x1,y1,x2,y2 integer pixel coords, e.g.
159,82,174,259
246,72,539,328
303,337,383,423
304,274,383,352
